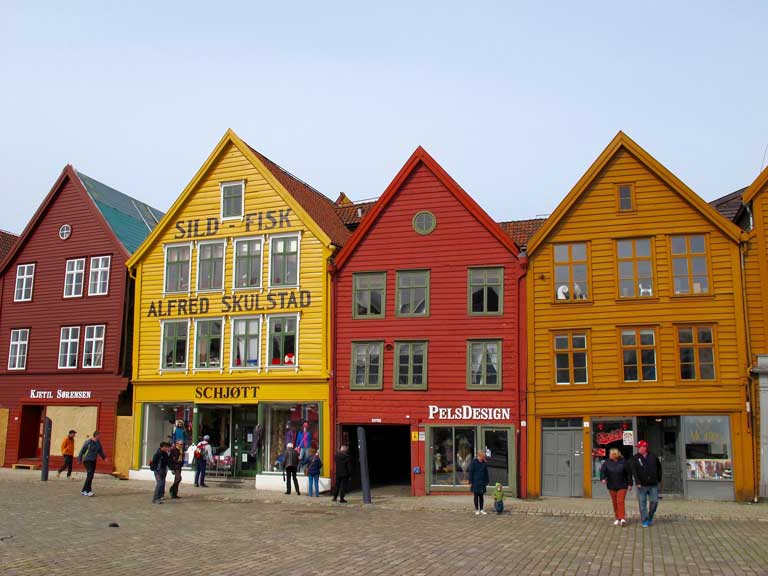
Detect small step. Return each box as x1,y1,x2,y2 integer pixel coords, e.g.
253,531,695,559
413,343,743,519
12,463,38,470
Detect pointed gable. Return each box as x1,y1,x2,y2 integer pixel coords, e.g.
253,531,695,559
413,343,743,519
334,146,518,269
527,132,742,254
744,164,768,204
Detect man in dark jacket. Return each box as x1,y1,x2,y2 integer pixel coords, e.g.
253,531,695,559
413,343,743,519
283,442,300,495
332,445,353,503
150,442,171,504
168,441,184,499
630,440,662,527
468,451,490,515
77,431,107,497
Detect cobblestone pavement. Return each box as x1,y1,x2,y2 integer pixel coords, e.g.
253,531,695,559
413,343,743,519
1,472,767,575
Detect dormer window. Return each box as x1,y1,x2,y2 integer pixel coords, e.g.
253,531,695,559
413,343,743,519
221,181,244,220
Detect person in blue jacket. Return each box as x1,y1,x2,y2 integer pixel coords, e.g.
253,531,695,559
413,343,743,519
306,447,323,497
468,450,490,515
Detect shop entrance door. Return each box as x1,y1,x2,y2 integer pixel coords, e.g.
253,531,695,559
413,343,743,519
541,419,583,497
483,428,512,488
197,406,233,479
637,416,682,495
232,406,259,478
18,405,44,460
343,425,411,490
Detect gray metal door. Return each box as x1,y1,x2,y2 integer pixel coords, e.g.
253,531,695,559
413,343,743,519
542,428,583,497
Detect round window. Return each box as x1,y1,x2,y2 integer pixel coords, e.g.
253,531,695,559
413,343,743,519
59,224,72,240
412,211,436,235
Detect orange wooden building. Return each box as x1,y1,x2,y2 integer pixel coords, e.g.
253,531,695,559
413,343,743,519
525,132,756,501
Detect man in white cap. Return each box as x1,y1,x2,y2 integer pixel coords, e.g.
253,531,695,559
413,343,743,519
194,435,214,487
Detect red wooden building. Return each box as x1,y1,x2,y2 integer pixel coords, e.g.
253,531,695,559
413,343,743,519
331,147,528,496
0,165,162,473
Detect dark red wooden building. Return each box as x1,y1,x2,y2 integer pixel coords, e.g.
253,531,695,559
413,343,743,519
331,148,528,497
0,165,162,473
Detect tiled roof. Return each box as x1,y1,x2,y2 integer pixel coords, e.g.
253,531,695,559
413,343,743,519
247,147,351,247
76,171,165,254
0,230,18,262
709,188,746,222
335,200,377,229
498,218,548,248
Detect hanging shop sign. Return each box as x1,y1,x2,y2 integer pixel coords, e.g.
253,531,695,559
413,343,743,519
194,385,259,401
146,291,312,317
29,389,92,399
427,405,511,421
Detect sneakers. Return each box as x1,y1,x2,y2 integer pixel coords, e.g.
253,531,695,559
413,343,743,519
475,510,481,515
84,491,94,497
57,471,61,478
479,510,487,515
613,519,620,526
620,519,627,526
642,521,650,528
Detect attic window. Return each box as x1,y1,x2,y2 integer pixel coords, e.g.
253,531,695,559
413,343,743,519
618,184,634,212
413,211,436,235
59,224,72,240
221,181,244,219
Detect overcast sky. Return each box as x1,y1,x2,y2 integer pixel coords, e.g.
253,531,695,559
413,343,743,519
1,2,766,234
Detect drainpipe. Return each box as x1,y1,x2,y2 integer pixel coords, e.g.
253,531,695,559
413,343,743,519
517,247,529,499
327,258,338,486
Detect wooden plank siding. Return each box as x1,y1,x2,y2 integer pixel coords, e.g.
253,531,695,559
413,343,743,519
0,171,132,473
333,152,526,496
526,138,755,500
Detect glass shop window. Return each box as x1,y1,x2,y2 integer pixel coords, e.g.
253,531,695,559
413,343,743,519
263,403,319,473
591,420,634,479
143,404,194,467
683,415,732,481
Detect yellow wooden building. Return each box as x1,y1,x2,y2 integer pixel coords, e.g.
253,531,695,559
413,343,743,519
126,129,349,490
737,165,768,498
525,132,755,501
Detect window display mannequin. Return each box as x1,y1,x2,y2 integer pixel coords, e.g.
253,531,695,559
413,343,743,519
172,420,186,446
295,421,312,471
456,436,473,482
284,423,296,447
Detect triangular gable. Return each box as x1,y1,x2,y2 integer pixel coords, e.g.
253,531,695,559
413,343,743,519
127,129,342,269
743,164,768,204
0,165,133,275
526,132,742,253
334,146,519,270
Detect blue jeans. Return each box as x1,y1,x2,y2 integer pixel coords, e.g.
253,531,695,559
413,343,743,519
494,501,504,514
153,470,167,502
195,459,207,486
637,485,659,522
308,474,320,496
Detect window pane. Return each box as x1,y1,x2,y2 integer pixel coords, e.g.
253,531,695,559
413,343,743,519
553,245,569,262
673,258,689,276
621,331,636,346
635,239,651,257
678,328,693,344
639,330,655,346
431,428,455,486
700,364,715,380
693,276,708,294
555,353,569,369
624,366,638,381
554,336,569,350
623,349,637,366
641,349,656,366
689,235,706,253
680,347,695,363
697,328,713,344
671,236,687,254
571,243,586,261
618,261,634,279
572,352,587,369
572,334,587,349
642,365,657,381
619,279,635,297
698,347,714,364
617,240,633,259
573,367,588,384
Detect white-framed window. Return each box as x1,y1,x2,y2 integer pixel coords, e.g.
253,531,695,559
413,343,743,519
58,326,80,369
83,325,105,369
221,181,245,220
164,244,192,293
8,329,29,370
194,318,223,369
231,316,261,369
268,315,298,367
270,234,300,287
233,237,263,289
197,241,225,291
14,264,35,302
63,258,85,298
88,256,111,296
161,320,189,370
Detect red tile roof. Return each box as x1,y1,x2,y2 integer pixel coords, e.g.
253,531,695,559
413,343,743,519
498,218,547,247
335,200,377,228
247,146,351,247
0,230,19,262
709,188,746,222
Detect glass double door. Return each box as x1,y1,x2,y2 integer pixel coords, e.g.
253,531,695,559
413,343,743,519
430,426,513,489
196,405,259,478
638,416,682,494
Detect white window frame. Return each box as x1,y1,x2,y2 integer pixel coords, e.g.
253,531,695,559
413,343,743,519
193,317,225,371
14,263,35,302
220,180,245,221
230,315,262,371
266,313,300,372
8,328,29,370
82,325,105,369
163,242,193,295
88,255,111,296
63,258,86,298
159,319,190,371
58,326,80,369
232,236,264,290
196,240,226,293
268,232,301,290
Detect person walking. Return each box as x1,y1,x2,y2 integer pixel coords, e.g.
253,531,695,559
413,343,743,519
57,430,76,479
150,442,171,504
283,442,300,495
332,445,352,503
468,450,490,515
169,440,184,499
306,447,322,497
630,440,663,527
77,431,107,497
194,435,213,487
600,448,633,526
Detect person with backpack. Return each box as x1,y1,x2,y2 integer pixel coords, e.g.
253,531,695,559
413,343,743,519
194,435,214,487
150,442,171,504
77,431,107,497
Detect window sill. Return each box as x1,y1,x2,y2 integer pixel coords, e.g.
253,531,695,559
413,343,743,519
349,386,384,392
466,385,502,391
551,300,592,305
394,314,431,319
615,297,660,303
670,294,714,300
393,386,428,392
468,312,504,317
352,315,386,320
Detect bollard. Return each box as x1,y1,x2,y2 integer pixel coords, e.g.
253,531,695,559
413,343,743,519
41,417,52,481
357,426,372,504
